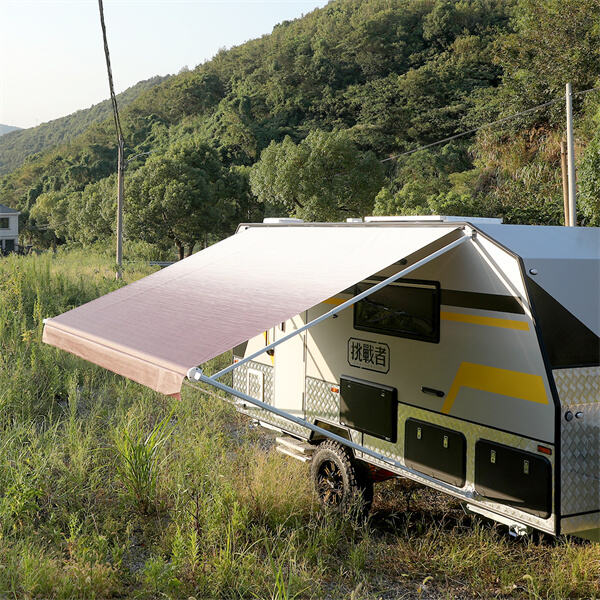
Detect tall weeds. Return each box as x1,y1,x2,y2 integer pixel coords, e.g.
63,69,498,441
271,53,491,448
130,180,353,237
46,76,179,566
114,410,175,514
0,250,598,599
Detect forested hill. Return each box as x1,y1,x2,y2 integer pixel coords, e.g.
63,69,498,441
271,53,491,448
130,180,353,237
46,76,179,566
0,125,21,137
0,0,598,258
0,75,168,175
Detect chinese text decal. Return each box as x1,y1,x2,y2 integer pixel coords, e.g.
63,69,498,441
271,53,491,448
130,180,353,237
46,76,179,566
347,338,390,374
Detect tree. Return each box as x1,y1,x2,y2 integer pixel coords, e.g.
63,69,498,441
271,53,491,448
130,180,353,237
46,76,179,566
66,175,117,246
474,0,600,129
579,127,600,226
29,191,70,245
126,138,236,259
249,129,384,221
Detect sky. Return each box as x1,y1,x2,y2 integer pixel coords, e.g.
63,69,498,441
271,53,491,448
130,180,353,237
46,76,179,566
0,0,330,129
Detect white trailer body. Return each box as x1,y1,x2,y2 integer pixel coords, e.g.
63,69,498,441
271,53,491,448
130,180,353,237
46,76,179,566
229,219,599,540
42,217,600,541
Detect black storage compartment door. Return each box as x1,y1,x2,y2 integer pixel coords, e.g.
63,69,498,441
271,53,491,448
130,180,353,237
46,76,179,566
340,375,397,443
404,419,466,487
475,440,552,519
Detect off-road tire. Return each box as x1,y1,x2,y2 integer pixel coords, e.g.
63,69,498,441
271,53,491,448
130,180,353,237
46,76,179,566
310,440,373,514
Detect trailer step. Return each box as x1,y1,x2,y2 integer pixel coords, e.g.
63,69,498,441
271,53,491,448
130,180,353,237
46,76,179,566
276,446,312,462
276,436,315,455
275,436,315,462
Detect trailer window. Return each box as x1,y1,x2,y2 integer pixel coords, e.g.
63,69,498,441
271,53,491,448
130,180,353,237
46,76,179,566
353,279,440,343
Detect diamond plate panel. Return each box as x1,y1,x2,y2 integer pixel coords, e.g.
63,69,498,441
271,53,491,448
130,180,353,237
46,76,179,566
247,369,264,401
554,367,600,406
231,360,309,438
561,511,600,536
232,365,246,397
232,360,273,404
350,429,362,445
358,404,556,534
554,367,600,517
305,377,339,421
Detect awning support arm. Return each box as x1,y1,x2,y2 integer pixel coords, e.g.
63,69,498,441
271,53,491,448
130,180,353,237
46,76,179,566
190,231,471,384
187,371,475,498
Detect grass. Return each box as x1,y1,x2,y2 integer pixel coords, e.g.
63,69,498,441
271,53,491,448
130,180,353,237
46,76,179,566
0,248,597,599
114,409,175,514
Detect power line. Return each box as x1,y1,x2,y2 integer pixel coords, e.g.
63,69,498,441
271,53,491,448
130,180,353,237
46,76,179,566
98,0,123,144
576,85,600,98
381,99,560,163
380,85,600,164
97,0,125,279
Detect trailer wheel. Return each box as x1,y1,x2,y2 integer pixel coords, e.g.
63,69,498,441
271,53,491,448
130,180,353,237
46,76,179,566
310,440,373,513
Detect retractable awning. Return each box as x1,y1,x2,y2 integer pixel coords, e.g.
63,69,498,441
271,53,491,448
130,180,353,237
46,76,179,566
43,225,460,395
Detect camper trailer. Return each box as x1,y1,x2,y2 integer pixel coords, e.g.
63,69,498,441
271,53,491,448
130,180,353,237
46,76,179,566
43,216,600,541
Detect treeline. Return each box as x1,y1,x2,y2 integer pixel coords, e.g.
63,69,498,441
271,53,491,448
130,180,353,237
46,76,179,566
0,0,598,259
0,75,168,176
0,125,21,137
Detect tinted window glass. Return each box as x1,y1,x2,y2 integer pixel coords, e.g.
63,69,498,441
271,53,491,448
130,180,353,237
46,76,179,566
353,280,440,343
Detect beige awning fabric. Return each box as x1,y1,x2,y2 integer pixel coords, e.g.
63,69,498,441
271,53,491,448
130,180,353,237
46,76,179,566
43,224,459,395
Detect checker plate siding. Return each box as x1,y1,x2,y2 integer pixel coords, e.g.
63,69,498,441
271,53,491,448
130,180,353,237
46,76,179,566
306,376,339,421
360,404,556,534
232,360,274,404
561,512,600,536
247,370,263,401
231,361,309,437
554,367,600,517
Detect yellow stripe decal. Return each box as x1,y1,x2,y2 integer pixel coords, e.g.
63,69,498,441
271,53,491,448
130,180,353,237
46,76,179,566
441,362,548,414
322,297,348,307
441,311,529,331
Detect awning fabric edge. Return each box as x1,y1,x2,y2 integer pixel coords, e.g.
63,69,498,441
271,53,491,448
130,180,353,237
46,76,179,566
43,322,184,395
42,225,462,397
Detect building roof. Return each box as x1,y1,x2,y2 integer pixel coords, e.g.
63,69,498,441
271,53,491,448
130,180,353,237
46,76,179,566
0,204,19,215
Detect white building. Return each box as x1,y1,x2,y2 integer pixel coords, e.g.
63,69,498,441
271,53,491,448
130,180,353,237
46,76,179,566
0,204,20,253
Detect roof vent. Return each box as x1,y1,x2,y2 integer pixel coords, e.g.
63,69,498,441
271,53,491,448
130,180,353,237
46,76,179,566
263,217,304,224
364,215,503,224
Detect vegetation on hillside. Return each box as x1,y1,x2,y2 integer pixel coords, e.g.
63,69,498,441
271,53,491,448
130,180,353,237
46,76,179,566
0,125,21,137
0,75,168,176
0,249,599,598
0,0,598,259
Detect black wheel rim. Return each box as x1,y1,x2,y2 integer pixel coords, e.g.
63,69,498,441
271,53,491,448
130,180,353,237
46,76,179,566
317,459,344,506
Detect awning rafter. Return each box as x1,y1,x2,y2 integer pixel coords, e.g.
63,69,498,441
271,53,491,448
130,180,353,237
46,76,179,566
193,232,471,384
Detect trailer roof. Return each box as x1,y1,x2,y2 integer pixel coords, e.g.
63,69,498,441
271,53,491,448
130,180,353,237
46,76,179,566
477,224,600,336
244,220,600,336
43,224,460,395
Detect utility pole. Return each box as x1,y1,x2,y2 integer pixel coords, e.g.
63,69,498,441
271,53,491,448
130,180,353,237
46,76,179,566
565,82,577,227
560,140,569,226
116,138,124,274
98,0,125,278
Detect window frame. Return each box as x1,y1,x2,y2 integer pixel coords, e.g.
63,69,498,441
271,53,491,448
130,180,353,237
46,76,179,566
0,218,9,229
353,278,441,344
